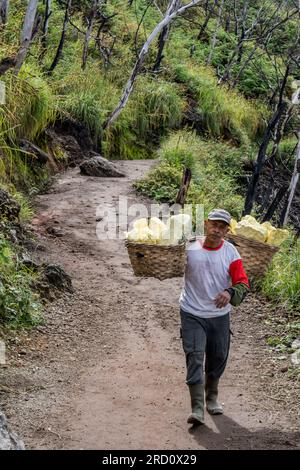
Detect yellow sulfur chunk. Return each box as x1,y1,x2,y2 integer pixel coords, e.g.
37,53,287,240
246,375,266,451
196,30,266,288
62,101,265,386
229,218,238,234
261,221,275,231
125,226,154,243
149,217,167,242
230,215,290,246
164,214,192,244
242,215,259,225
235,219,268,243
133,218,148,231
266,228,289,246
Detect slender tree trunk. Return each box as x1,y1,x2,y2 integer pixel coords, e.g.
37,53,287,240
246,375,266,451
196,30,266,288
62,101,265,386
0,0,9,26
197,0,213,39
260,184,288,223
236,0,249,63
42,0,52,50
103,0,201,130
82,0,98,70
281,136,300,226
176,168,192,206
31,12,42,40
243,66,290,215
229,43,259,88
206,0,224,66
14,0,39,75
153,0,181,72
48,0,72,75
233,0,238,35
243,104,286,215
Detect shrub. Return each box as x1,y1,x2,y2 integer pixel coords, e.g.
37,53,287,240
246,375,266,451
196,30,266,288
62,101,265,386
134,162,182,202
157,130,200,175
103,76,185,159
261,236,300,312
0,235,41,326
2,67,57,141
168,60,264,144
135,131,245,219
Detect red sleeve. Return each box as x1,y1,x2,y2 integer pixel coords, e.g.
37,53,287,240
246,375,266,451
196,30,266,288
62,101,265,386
229,259,250,288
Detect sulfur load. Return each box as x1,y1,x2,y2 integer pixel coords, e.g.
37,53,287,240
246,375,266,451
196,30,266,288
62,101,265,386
229,215,289,246
125,215,191,245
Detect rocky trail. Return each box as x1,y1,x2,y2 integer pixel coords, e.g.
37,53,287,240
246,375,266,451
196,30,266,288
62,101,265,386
0,160,299,450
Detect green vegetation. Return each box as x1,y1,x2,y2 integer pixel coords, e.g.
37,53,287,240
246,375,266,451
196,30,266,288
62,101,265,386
262,237,300,312
168,61,265,145
135,130,245,218
0,235,42,327
103,76,185,159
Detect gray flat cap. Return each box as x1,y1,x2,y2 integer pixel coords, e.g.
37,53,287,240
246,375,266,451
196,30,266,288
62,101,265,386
208,208,231,225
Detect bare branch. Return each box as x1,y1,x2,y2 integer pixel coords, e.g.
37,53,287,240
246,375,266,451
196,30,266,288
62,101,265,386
103,0,201,130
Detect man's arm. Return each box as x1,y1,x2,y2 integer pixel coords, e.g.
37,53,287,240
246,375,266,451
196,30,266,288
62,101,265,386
225,283,249,307
227,258,250,307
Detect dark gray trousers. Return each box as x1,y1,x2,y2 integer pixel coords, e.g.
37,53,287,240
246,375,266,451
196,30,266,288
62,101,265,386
180,309,230,385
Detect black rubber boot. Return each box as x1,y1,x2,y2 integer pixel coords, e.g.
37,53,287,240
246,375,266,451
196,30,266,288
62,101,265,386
205,376,223,415
187,384,205,425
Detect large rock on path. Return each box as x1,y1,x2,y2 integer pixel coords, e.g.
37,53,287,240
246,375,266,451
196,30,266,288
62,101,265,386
79,154,125,178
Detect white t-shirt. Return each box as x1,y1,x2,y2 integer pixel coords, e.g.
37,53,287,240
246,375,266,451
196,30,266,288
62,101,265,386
179,237,245,318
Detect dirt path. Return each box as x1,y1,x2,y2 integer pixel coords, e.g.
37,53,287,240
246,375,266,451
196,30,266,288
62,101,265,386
1,160,299,450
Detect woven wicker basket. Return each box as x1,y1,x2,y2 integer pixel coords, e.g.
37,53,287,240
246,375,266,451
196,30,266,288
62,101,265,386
225,233,279,278
125,240,186,280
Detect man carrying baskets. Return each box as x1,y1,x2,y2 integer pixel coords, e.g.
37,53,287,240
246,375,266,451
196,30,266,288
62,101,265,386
179,209,250,425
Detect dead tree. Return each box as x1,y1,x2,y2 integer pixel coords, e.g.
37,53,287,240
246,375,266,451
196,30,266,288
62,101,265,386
14,0,39,75
279,137,300,226
48,0,72,75
260,184,288,223
243,64,290,216
82,0,99,70
31,11,43,40
41,0,52,51
218,3,297,86
153,0,181,72
176,168,192,206
103,0,201,130
206,0,224,66
197,0,216,40
281,87,300,225
218,0,262,83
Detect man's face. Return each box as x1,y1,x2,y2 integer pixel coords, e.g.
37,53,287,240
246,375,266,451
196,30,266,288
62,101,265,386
205,219,229,243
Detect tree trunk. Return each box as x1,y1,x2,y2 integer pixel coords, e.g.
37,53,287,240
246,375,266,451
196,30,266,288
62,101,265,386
260,184,288,223
48,0,72,75
236,0,249,63
176,168,192,206
82,0,98,70
197,0,213,39
243,104,286,216
41,0,52,50
206,0,224,66
281,136,300,226
31,12,42,40
102,0,201,130
153,0,181,72
243,66,290,215
0,0,9,25
14,0,39,75
230,43,259,88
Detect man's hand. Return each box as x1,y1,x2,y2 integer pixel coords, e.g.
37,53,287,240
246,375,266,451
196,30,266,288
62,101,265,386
214,290,231,308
